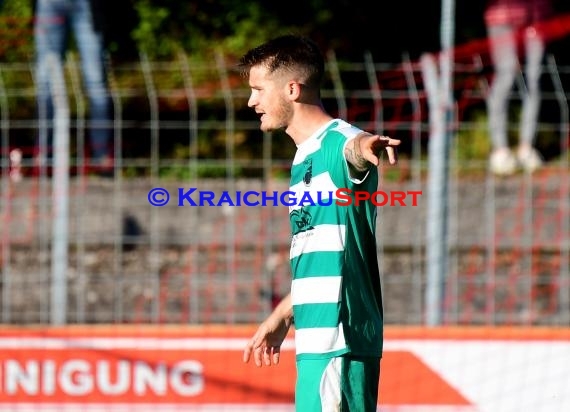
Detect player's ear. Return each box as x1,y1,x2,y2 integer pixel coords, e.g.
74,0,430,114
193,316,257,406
286,81,302,100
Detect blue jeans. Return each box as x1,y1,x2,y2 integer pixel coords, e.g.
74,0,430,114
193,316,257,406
35,0,111,163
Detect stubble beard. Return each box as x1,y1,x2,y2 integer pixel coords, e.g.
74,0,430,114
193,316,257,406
261,96,293,132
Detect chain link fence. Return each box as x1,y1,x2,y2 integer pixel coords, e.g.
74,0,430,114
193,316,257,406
1,51,569,325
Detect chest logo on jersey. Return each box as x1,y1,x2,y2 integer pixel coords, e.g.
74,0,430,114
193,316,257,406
290,208,314,235
303,158,313,187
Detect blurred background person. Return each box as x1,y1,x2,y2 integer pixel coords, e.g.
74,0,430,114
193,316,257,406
485,0,553,175
34,0,112,175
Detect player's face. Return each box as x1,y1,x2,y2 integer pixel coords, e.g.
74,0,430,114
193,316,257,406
247,65,293,132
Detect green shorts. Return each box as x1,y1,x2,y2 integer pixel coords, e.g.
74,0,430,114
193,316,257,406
295,355,381,412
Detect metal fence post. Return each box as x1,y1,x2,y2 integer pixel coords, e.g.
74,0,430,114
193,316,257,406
49,53,70,325
423,0,456,326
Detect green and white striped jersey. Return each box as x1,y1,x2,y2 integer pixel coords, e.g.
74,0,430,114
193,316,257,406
289,119,384,360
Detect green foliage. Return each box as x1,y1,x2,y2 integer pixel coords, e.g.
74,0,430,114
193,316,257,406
454,110,491,162
0,0,33,61
131,0,175,57
129,0,293,60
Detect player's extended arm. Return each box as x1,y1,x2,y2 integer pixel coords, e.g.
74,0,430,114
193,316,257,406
243,293,293,367
344,132,401,173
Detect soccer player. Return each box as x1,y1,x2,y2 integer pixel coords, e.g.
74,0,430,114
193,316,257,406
239,35,400,411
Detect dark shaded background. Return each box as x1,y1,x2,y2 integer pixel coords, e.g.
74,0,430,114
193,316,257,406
329,0,570,63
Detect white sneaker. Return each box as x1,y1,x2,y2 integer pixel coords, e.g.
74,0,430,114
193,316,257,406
517,146,543,173
489,148,517,176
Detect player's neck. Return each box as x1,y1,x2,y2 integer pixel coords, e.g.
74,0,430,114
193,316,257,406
286,106,333,146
